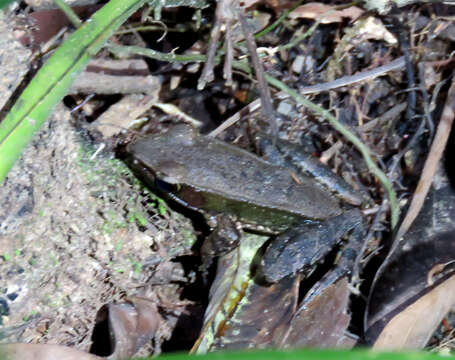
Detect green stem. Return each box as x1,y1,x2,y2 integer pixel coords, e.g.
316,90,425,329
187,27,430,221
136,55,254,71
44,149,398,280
54,0,82,28
108,44,207,63
115,25,188,35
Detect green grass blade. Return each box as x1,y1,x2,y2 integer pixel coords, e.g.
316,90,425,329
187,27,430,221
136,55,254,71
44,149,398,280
0,0,146,183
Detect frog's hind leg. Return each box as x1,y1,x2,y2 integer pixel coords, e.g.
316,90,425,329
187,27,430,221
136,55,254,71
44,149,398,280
261,209,364,283
258,136,364,206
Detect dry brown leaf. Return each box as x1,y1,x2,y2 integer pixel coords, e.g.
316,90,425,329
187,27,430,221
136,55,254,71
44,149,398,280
373,273,455,350
338,6,365,21
241,0,294,12
264,0,295,13
191,234,301,353
102,297,162,359
289,3,364,24
240,0,261,8
95,94,157,138
282,277,355,348
367,75,455,340
366,176,455,339
354,17,397,44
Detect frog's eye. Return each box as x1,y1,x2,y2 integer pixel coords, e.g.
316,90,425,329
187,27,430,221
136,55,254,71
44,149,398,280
155,178,178,193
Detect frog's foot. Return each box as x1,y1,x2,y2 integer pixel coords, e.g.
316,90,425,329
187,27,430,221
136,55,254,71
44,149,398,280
301,224,365,307
199,214,241,282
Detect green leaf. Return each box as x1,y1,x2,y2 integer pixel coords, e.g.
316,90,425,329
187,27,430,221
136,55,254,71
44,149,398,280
135,349,453,360
0,0,17,9
0,0,146,183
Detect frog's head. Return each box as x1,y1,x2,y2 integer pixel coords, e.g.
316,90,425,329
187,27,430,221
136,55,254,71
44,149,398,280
126,124,198,185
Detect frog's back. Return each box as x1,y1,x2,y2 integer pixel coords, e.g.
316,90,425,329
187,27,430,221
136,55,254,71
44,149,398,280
128,125,341,223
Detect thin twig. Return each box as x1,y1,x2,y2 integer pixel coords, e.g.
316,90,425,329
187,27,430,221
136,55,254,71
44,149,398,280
299,57,405,93
397,19,417,125
115,25,187,35
418,62,434,139
387,63,432,177
237,11,277,135
223,17,234,86
210,57,405,138
198,16,222,89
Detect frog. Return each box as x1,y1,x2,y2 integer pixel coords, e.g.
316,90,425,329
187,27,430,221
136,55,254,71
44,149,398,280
124,124,365,284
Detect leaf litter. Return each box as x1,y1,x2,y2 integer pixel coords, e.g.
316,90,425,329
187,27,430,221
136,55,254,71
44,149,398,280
3,0,455,357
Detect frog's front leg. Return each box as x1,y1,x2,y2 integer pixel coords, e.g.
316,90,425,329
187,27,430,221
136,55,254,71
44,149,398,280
260,209,364,284
200,214,241,273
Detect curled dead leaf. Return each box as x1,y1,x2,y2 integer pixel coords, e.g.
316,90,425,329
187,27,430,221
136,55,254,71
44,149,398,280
289,3,364,24
91,297,162,360
427,261,455,286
